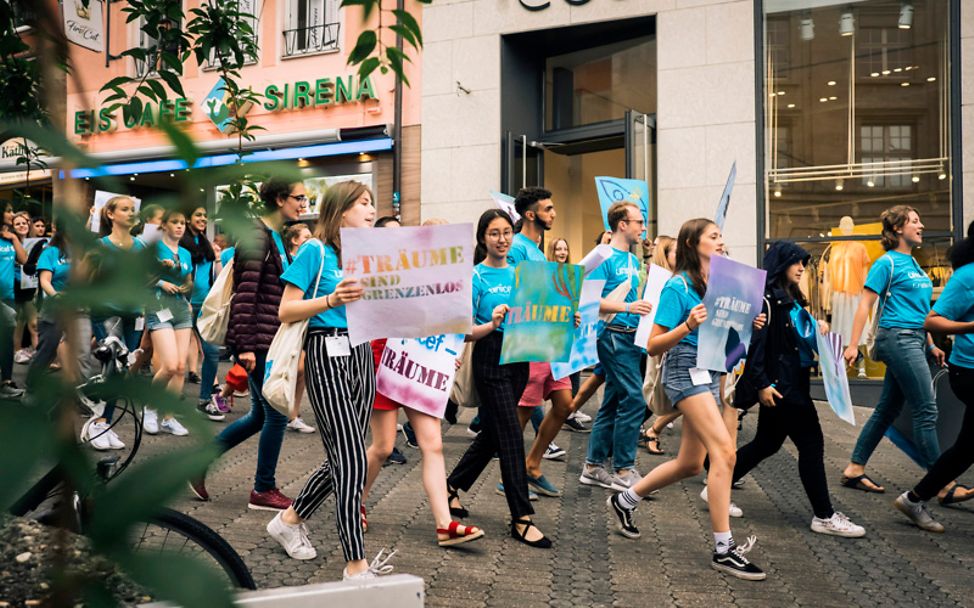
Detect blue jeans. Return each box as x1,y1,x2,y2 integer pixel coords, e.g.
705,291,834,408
191,303,220,401
851,327,940,469
92,313,143,422
215,351,289,492
585,329,645,471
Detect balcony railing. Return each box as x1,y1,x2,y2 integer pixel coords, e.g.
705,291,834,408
282,23,340,58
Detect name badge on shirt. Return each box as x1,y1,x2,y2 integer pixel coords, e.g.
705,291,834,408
325,335,351,358
135,316,145,331
689,367,712,386
156,308,173,323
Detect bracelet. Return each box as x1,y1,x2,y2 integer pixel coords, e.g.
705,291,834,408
685,320,693,332
324,293,333,309
625,303,631,314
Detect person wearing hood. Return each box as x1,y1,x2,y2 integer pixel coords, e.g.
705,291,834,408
732,241,866,538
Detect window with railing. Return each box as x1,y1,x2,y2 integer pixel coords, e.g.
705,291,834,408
283,0,341,58
205,0,261,68
135,16,182,78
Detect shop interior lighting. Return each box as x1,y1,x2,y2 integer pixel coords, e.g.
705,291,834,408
773,187,782,197
787,103,796,109
819,97,829,103
911,175,920,183
827,81,837,86
894,67,903,73
927,76,936,82
901,82,910,87
866,178,875,187
839,10,855,36
899,2,914,29
938,172,947,180
829,96,838,100
800,16,815,41
835,179,844,191
777,90,785,96
870,72,880,77
882,69,891,75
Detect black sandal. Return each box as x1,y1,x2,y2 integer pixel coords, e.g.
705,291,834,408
644,430,665,455
510,518,552,549
840,474,885,493
447,484,469,518
939,484,974,506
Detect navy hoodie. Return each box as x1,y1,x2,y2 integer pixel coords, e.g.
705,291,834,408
734,241,813,409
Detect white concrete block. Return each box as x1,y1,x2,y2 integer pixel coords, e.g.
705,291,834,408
421,93,458,150
657,7,708,70
453,36,500,93
705,122,757,188
421,148,456,204
423,2,474,43
422,41,455,98
657,126,708,189
450,144,502,201
706,1,754,65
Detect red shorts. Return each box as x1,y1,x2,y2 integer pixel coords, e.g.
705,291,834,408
371,339,402,411
518,362,572,407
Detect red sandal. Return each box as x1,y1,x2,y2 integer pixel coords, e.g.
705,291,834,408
436,520,484,547
361,506,368,533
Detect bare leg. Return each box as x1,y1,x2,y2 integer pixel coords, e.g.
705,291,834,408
363,409,398,502
526,389,573,477
571,373,605,413
517,406,533,431
404,409,455,531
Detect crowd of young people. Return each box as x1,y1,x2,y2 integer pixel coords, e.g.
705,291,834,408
5,180,973,584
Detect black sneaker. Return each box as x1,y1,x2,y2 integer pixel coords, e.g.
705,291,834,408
384,446,407,466
564,417,591,433
607,493,640,539
712,536,766,581
187,372,201,384
401,422,418,449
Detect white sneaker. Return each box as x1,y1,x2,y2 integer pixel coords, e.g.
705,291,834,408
572,411,592,423
610,468,643,491
143,408,159,435
160,417,189,436
81,396,106,419
700,486,743,518
107,429,126,450
579,465,615,489
288,417,316,433
811,512,866,538
14,348,32,364
343,549,396,580
267,512,317,560
81,419,114,451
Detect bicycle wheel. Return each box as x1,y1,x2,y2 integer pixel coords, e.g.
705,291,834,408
132,508,256,590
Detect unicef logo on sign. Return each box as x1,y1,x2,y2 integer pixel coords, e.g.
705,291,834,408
519,0,590,10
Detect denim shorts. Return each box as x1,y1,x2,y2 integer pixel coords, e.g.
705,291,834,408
146,296,193,331
662,342,721,406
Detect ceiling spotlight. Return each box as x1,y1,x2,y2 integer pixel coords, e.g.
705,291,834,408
899,1,914,29
829,96,838,100
911,175,920,183
882,69,891,75
894,67,903,73
839,10,855,36
835,179,844,191
787,103,796,109
938,172,947,180
773,188,782,198
927,76,937,82
169,173,175,177
870,72,880,77
800,16,815,41
827,80,837,86
901,82,910,87
777,90,786,95
819,97,829,102
129,176,135,181
866,178,876,187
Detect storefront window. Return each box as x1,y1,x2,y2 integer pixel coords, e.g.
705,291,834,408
761,0,955,379
544,36,655,131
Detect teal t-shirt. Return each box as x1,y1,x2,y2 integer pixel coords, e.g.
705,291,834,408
506,233,546,266
155,241,193,294
37,245,70,294
864,251,933,329
0,237,15,302
472,263,515,332
932,264,974,368
190,236,214,306
96,236,147,315
280,240,345,328
220,246,235,267
655,273,703,347
590,247,641,328
100,235,146,253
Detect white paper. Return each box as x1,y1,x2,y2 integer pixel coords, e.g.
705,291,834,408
139,223,163,244
689,367,712,386
155,308,173,323
376,334,465,419
489,191,520,222
91,191,142,233
342,224,474,346
325,335,351,358
634,264,674,351
579,244,614,277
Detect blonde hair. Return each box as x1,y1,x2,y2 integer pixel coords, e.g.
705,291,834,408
652,235,676,271
99,195,135,237
422,217,448,226
313,180,372,260
547,237,570,263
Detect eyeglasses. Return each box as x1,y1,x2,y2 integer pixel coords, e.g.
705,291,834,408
624,217,645,225
486,230,513,240
289,195,309,204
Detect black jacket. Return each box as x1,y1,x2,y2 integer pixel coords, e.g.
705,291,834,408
735,242,813,409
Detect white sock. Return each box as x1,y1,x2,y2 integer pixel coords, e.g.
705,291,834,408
714,531,733,554
619,489,641,509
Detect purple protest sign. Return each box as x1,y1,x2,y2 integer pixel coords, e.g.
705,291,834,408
696,255,766,373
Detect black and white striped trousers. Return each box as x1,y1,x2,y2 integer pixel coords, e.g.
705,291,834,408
291,329,375,563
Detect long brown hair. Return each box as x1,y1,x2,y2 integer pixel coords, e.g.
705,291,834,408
99,195,134,237
313,180,372,261
547,237,570,263
880,205,918,251
674,218,716,297
652,235,676,272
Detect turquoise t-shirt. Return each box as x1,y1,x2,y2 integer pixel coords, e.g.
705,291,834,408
190,236,214,306
280,240,345,328
864,251,933,329
932,264,974,368
37,245,70,293
472,263,515,332
0,237,15,302
220,246,235,267
100,235,146,253
590,247,641,328
96,236,147,315
155,241,193,294
655,273,703,347
506,233,546,266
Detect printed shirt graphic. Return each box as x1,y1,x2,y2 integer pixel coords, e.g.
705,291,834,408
281,240,345,329
472,263,515,332
655,273,703,347
932,264,974,367
0,238,15,301
37,245,70,293
589,247,641,328
506,233,546,266
864,251,933,329
155,241,193,296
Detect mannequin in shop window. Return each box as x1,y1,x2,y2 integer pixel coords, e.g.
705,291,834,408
826,216,871,378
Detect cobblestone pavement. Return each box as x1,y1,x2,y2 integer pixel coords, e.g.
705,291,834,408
131,375,974,608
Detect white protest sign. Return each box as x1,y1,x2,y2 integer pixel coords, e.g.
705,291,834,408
551,279,605,380
489,191,520,222
19,238,48,289
579,244,614,276
91,191,142,233
342,223,473,346
376,334,465,419
714,162,737,230
634,264,674,351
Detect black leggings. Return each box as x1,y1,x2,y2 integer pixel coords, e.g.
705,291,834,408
733,396,834,519
914,364,974,501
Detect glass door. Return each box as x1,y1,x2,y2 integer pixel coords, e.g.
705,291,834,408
625,110,657,238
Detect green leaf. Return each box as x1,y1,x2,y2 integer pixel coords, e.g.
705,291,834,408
347,30,377,65
156,69,185,97
99,75,134,93
146,78,168,100
0,403,58,512
385,48,409,86
393,9,423,47
389,24,418,51
119,551,235,608
358,56,381,81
